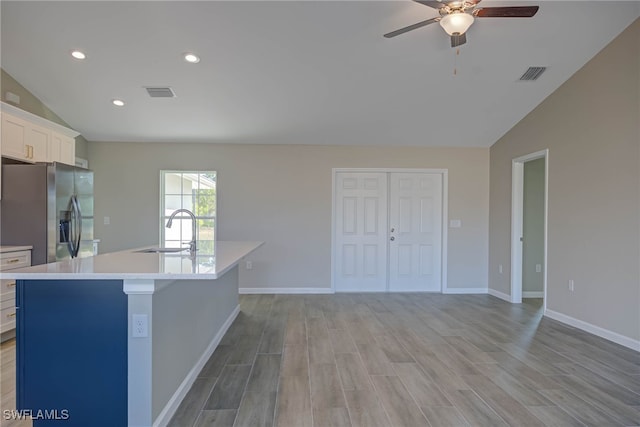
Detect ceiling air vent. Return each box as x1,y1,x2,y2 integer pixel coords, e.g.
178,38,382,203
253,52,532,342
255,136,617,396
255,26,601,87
519,67,547,81
145,87,176,98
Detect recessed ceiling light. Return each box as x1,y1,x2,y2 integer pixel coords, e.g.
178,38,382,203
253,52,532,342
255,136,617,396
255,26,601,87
71,50,86,60
112,99,125,107
183,53,200,64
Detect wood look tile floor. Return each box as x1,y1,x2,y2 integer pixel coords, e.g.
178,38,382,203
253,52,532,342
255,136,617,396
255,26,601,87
1,294,639,427
0,339,31,427
167,294,640,427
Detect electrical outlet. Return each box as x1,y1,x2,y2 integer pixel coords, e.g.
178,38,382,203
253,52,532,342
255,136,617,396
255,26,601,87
568,279,575,292
245,260,253,270
132,314,148,338
536,264,542,273
104,216,110,225
499,264,503,274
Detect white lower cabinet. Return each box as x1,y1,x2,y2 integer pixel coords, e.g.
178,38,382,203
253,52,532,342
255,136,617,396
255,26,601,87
0,248,32,336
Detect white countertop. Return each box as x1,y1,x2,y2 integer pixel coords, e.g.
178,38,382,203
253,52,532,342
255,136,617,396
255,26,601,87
1,241,263,280
0,245,33,254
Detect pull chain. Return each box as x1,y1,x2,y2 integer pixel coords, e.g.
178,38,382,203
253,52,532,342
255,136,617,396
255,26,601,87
453,47,460,76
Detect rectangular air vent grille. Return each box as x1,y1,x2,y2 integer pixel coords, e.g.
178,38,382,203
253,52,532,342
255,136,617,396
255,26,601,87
145,87,176,98
519,67,547,81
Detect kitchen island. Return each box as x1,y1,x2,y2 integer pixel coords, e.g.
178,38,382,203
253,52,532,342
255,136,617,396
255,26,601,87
2,241,263,427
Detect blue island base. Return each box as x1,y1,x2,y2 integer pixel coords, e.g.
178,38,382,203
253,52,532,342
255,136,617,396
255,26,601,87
17,279,127,426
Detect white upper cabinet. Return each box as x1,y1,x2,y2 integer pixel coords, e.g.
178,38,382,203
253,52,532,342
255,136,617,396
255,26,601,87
50,132,76,165
1,113,30,161
27,123,50,162
0,102,78,165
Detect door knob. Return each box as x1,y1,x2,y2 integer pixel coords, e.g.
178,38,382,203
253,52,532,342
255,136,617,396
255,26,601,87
390,228,395,232
390,236,395,241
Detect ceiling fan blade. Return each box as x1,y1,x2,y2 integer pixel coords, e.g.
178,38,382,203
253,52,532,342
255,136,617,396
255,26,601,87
451,33,467,47
473,6,539,18
384,17,440,38
414,1,447,9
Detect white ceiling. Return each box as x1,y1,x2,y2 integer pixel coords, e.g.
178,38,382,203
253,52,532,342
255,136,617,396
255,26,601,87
1,1,638,147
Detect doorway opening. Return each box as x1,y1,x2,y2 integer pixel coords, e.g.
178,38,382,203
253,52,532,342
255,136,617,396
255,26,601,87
510,150,548,309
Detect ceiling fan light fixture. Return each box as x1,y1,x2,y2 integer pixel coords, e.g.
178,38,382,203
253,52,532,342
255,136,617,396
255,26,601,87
439,12,474,36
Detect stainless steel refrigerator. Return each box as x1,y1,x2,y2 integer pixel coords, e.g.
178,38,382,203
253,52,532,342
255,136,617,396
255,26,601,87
1,162,94,265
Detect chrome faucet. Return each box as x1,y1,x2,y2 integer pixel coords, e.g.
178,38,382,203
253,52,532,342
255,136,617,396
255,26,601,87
166,209,197,254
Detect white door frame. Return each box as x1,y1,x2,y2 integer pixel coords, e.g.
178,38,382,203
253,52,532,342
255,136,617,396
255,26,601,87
510,150,548,308
331,168,449,293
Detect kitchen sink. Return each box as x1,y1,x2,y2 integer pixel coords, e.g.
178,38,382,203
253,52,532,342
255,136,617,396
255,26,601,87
134,247,188,254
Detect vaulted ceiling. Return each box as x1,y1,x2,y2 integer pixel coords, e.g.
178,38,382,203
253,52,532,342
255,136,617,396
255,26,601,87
1,1,638,146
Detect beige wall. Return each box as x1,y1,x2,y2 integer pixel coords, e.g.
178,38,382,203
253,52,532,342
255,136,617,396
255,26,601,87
88,143,489,291
489,20,639,340
1,68,88,159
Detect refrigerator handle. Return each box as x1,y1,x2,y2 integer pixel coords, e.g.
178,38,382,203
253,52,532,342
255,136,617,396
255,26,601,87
71,195,82,258
65,198,76,258
74,195,83,257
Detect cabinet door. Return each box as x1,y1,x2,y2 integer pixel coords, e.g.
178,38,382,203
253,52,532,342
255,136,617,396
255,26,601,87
26,124,50,162
50,132,62,162
1,113,30,161
0,298,16,333
50,132,75,165
59,134,75,165
0,250,31,335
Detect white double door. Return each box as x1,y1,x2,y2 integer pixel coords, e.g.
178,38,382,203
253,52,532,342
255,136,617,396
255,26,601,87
334,171,443,292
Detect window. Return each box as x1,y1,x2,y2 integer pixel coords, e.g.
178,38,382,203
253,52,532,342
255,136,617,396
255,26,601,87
160,171,216,253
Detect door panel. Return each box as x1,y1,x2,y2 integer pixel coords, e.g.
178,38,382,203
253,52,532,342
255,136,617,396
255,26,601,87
389,173,442,292
335,173,388,292
334,171,443,293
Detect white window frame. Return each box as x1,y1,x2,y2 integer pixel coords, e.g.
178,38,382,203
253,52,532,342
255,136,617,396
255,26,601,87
159,170,217,250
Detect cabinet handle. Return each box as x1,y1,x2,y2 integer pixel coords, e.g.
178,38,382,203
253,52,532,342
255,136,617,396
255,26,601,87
7,259,20,264
6,282,16,287
6,313,16,318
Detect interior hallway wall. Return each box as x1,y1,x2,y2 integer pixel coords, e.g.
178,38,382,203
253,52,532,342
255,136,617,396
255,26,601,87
489,19,639,342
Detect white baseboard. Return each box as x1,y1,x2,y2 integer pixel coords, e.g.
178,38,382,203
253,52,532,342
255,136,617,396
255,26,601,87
545,309,640,352
523,291,544,298
241,287,491,295
443,287,488,294
488,288,511,302
239,287,334,294
153,304,241,427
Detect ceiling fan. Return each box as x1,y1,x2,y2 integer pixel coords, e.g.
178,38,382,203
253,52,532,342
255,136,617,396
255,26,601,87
384,0,539,47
